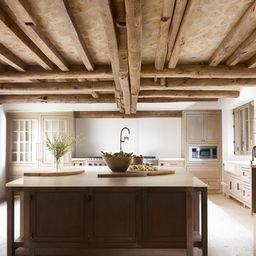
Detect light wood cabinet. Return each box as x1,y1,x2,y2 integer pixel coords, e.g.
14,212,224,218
183,110,222,192
185,111,220,144
223,162,251,208
233,102,253,155
7,112,74,181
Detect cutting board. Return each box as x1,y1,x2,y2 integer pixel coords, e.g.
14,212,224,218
97,170,175,178
24,170,85,177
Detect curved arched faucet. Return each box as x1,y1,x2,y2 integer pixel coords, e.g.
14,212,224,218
120,127,130,152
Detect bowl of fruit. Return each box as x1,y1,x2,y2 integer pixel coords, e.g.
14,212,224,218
101,151,133,172
132,154,143,165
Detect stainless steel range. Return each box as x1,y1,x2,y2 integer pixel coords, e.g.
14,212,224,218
72,156,159,166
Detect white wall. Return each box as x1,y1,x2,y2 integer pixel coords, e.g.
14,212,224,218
75,118,181,158
0,106,6,200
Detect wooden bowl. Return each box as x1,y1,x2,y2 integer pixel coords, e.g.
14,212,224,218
103,156,132,172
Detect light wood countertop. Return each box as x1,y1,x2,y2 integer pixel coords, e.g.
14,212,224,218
6,166,206,188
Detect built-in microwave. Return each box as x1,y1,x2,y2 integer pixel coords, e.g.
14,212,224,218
188,145,218,161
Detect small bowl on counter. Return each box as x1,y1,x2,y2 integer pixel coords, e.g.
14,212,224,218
132,155,143,165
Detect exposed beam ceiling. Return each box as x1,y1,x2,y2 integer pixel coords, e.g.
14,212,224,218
168,0,201,68
138,98,218,103
125,0,142,113
0,81,114,94
166,0,187,62
6,0,69,71
0,43,26,72
226,29,256,67
139,90,240,98
57,0,94,71
3,65,256,81
155,0,175,71
74,111,182,118
98,0,129,113
0,7,53,70
140,78,256,90
0,94,115,104
209,1,256,66
140,64,256,79
0,94,218,104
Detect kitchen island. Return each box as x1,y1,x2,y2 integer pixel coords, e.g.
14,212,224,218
6,168,207,256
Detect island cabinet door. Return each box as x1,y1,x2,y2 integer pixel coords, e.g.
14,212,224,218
88,188,140,246
142,189,187,248
30,190,88,243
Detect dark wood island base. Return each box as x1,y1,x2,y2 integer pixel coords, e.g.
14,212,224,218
6,171,207,256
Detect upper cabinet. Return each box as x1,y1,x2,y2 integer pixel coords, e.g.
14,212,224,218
7,112,74,180
185,111,220,144
233,103,253,155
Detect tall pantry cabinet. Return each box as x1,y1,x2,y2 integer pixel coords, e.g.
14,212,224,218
183,110,222,192
6,112,74,181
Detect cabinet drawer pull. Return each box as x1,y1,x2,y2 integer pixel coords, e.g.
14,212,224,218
237,183,240,190
229,181,232,190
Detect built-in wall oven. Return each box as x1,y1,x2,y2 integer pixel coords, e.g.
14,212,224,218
188,145,218,161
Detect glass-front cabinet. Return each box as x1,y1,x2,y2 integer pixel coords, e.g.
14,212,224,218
233,102,253,155
7,112,74,181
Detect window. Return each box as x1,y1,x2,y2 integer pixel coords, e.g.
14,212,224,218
11,119,38,163
233,102,253,155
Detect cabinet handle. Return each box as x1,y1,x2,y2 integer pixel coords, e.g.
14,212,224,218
243,190,245,196
237,183,240,190
229,181,232,190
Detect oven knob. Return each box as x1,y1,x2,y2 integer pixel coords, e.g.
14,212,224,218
79,163,83,166
161,163,164,166
89,163,92,166
94,163,97,166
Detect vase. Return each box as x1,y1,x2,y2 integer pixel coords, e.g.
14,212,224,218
54,157,63,172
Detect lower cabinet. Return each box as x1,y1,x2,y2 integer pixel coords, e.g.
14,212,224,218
142,189,186,247
31,191,86,242
186,166,220,192
29,188,191,249
223,162,251,208
88,188,138,245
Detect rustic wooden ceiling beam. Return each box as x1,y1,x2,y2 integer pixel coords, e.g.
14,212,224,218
226,29,256,67
0,43,26,72
166,0,188,62
97,0,127,113
3,64,256,81
140,78,256,90
138,98,218,103
139,90,240,98
155,0,175,71
0,94,115,104
74,111,182,119
247,54,256,69
58,0,94,71
125,0,142,113
0,81,114,94
209,1,256,66
0,7,53,70
0,66,113,81
168,0,201,68
115,0,132,114
140,64,256,79
5,0,69,71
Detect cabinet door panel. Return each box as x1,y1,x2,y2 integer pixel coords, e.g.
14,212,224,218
89,188,138,244
186,114,204,143
203,113,220,143
31,192,85,242
142,189,186,247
